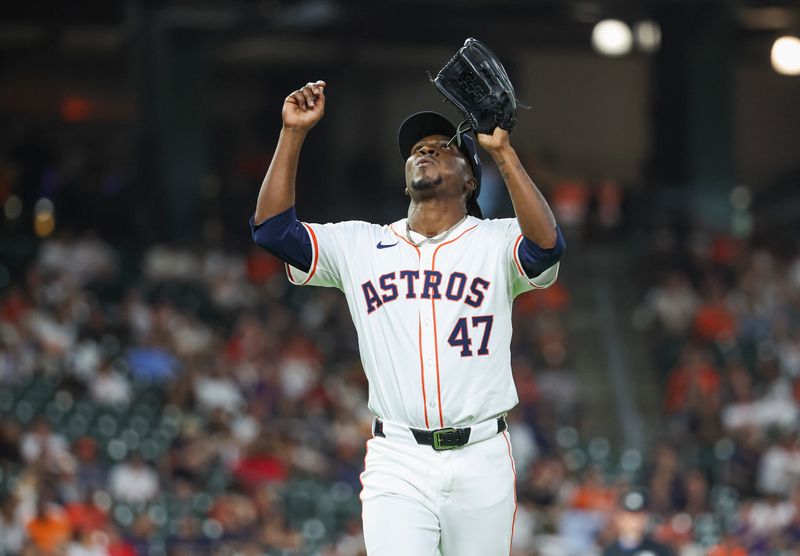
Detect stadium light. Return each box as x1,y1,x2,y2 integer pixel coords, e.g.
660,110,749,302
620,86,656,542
634,20,661,53
592,19,633,57
771,35,800,75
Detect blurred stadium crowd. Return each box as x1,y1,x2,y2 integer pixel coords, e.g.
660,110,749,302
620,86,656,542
2,141,800,556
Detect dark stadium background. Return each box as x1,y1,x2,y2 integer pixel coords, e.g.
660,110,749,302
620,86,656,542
1,1,799,555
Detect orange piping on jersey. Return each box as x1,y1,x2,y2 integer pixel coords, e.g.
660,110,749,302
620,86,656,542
390,225,421,256
285,223,320,285
512,234,526,276
429,224,479,427
418,318,430,428
430,297,444,427
502,430,518,556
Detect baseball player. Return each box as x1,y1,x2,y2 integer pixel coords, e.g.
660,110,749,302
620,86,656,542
251,80,565,555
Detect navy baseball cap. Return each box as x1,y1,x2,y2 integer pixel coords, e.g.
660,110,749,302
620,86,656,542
398,111,483,217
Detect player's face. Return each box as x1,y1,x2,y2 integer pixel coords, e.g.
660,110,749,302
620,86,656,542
405,134,473,199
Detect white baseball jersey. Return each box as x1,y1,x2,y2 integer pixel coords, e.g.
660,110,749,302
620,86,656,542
285,215,559,430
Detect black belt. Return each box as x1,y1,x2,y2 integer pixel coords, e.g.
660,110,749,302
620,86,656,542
373,416,507,451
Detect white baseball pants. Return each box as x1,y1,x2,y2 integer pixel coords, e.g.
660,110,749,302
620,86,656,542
360,420,517,556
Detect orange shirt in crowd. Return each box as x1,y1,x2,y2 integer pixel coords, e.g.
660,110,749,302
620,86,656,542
66,501,108,533
708,545,748,556
693,303,736,342
26,511,72,553
570,485,616,512
664,364,721,413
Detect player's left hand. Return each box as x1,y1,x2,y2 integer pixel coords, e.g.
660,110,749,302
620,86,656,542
476,127,511,155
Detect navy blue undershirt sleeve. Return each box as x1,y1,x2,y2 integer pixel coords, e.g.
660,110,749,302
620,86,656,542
517,226,566,279
250,206,313,273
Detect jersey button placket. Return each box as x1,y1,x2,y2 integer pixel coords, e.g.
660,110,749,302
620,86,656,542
419,245,440,428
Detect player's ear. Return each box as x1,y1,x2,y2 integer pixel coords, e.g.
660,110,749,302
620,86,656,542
464,177,477,192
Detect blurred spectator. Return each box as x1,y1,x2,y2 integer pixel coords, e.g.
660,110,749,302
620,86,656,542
143,245,200,282
693,278,736,345
89,361,132,407
105,525,137,556
682,469,710,517
646,271,700,338
192,360,244,415
664,345,721,416
108,454,159,504
742,495,795,537
524,455,566,507
126,339,180,383
559,466,616,553
721,360,798,433
646,443,683,515
571,466,616,512
64,529,108,556
209,490,258,536
126,513,157,554
259,513,304,553
594,179,623,231
0,421,22,464
551,178,590,229
726,426,763,498
73,437,107,494
20,419,76,475
38,233,117,286
602,490,673,556
776,329,800,378
706,532,749,556
784,484,800,547
233,433,290,486
26,499,72,554
0,495,26,554
66,490,108,534
757,431,800,496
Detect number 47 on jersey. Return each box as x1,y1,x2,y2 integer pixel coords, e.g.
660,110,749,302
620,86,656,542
447,315,493,357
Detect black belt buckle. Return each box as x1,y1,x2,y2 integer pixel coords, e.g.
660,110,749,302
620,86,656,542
432,427,461,451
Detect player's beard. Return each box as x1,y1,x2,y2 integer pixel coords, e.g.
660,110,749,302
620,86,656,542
410,176,443,192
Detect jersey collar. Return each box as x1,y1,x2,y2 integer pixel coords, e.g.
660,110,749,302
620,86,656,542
393,215,478,245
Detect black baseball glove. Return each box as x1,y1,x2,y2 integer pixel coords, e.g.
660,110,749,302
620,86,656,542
431,38,519,136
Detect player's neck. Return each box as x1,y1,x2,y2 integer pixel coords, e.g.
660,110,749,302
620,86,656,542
407,200,467,238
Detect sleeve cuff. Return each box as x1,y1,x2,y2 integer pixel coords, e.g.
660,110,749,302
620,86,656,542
512,234,560,289
528,262,560,289
285,223,318,286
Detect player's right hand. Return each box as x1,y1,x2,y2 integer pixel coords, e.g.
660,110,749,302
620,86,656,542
283,80,326,132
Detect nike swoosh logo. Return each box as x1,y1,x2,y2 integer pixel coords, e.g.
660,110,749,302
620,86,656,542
376,241,399,249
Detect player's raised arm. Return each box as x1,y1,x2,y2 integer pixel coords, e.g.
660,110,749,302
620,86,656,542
250,81,326,275
476,128,559,248
253,80,326,224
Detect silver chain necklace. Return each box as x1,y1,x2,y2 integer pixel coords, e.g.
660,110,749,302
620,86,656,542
405,214,468,248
